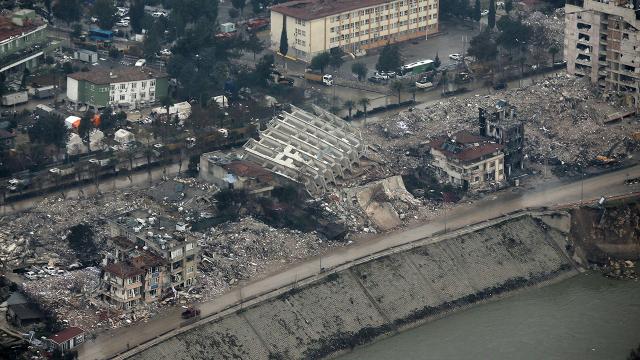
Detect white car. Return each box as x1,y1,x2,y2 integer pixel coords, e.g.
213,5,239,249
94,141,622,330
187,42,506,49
152,11,167,17
90,16,98,23
373,71,389,80
135,59,146,67
49,167,61,174
481,9,489,16
159,48,172,56
415,79,434,89
116,20,129,27
449,53,463,61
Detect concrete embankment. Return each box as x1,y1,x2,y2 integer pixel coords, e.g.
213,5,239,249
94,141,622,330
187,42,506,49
127,212,578,360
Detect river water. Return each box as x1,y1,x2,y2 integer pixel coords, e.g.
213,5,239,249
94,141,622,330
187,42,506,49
339,272,640,360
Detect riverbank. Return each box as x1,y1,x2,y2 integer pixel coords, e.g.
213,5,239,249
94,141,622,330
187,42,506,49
339,271,640,360
126,211,579,360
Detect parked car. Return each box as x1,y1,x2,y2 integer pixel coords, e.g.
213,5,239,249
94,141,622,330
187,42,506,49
368,76,384,84
159,48,172,56
135,59,146,67
449,53,463,61
115,20,129,27
481,9,489,16
385,71,397,78
415,79,434,89
373,71,389,80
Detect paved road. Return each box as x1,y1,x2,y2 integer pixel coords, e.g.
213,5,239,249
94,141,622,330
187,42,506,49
78,165,640,360
0,159,187,216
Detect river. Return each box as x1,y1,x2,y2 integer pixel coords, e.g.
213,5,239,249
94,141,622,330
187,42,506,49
339,272,640,360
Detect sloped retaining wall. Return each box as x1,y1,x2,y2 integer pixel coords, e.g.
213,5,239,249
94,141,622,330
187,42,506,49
128,213,577,360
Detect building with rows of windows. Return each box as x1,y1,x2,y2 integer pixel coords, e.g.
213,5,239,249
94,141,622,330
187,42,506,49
270,0,439,62
66,67,168,109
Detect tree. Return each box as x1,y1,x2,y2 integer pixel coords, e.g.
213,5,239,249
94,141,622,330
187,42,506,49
143,21,162,60
473,0,481,22
78,112,93,150
44,0,52,15
93,0,117,30
28,114,67,149
390,81,403,104
20,68,30,89
358,97,371,121
434,52,441,68
279,18,288,56
488,0,496,29
129,0,145,34
548,45,560,64
376,44,402,72
245,32,264,60
496,17,531,54
53,0,81,24
344,100,355,119
62,61,73,74
329,47,345,69
505,0,514,13
254,53,275,86
628,343,640,360
67,224,100,265
231,0,246,16
351,62,368,81
228,8,239,18
468,30,498,62
310,52,331,73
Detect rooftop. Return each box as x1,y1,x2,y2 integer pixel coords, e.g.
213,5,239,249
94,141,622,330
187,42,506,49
429,130,504,163
104,262,145,278
48,327,84,344
271,0,390,20
223,160,274,183
68,67,167,85
0,16,43,43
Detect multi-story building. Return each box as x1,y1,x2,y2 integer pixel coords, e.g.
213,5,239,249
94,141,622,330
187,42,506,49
270,0,440,61
0,10,48,78
565,0,640,108
66,67,169,109
428,130,505,189
101,209,199,309
479,100,524,177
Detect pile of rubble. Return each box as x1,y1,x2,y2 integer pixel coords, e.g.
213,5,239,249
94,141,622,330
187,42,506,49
21,268,106,330
523,9,565,50
368,75,639,172
197,216,345,300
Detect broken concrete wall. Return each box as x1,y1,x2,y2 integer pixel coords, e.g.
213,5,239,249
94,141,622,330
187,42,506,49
128,214,576,360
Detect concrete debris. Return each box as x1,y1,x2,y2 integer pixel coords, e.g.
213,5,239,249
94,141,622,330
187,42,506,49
369,75,639,172
522,9,565,50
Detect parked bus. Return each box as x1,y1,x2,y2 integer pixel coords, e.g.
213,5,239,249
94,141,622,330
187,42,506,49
398,59,435,76
89,28,113,42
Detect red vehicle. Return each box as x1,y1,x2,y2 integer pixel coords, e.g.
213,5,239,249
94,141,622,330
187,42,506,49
181,307,201,319
246,18,269,32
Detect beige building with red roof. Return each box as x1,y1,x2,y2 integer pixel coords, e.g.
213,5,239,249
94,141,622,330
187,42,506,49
428,130,505,189
270,0,439,61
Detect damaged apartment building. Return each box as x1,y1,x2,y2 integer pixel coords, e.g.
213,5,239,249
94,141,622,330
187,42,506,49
427,130,505,189
201,105,365,195
479,100,525,177
565,0,640,107
99,210,199,309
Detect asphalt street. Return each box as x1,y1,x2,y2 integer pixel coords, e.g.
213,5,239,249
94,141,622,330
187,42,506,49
78,164,640,360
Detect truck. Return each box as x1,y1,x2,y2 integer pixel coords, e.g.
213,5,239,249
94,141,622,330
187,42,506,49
246,18,269,32
304,70,333,86
1,91,28,106
33,86,55,99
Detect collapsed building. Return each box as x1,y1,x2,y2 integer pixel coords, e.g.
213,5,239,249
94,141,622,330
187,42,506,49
100,209,199,309
199,151,277,195
427,130,505,189
565,0,640,108
479,100,525,177
201,105,366,195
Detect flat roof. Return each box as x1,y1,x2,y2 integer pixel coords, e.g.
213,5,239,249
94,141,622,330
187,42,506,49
0,16,42,43
271,0,391,20
429,131,504,163
68,67,167,85
104,262,145,278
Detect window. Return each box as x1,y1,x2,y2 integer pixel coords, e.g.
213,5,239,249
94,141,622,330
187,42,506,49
141,81,146,89
131,82,136,89
120,94,125,100
150,80,155,86
171,248,183,259
120,84,126,90
132,93,136,100
186,243,194,251
187,266,194,273
150,91,154,98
